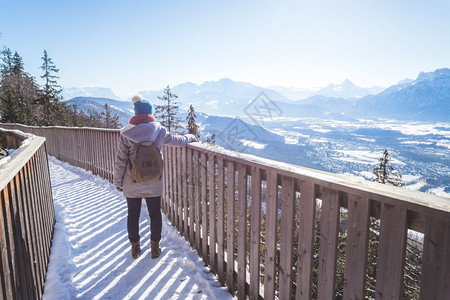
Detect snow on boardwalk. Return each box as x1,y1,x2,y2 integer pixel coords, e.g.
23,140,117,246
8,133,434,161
43,157,233,300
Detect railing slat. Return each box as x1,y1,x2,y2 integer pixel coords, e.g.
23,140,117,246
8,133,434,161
343,194,370,300
375,203,407,299
209,154,217,274
237,163,248,299
177,147,183,232
296,181,316,300
264,171,278,300
279,176,296,300
163,146,169,214
194,150,201,253
172,147,178,228
0,188,16,299
187,147,195,245
250,166,262,299
217,157,225,283
182,147,188,237
317,187,340,300
420,216,450,299
226,160,236,294
201,152,209,262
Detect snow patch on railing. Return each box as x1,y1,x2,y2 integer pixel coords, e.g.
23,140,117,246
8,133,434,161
0,128,35,167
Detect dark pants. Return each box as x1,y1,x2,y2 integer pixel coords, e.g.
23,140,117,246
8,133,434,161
126,196,162,243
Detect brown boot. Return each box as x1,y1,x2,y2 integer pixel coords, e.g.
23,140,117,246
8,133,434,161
131,241,141,259
151,240,161,259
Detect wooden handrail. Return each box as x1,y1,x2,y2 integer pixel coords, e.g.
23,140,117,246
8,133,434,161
0,129,55,300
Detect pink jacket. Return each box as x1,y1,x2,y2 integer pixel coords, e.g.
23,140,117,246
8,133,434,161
113,122,197,198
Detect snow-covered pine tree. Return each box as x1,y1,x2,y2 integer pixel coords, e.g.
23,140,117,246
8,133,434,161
155,85,182,133
186,104,200,138
373,149,403,186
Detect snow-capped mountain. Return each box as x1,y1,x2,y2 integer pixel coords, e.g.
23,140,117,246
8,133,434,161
66,97,134,126
270,80,384,100
315,79,384,99
355,68,450,121
138,78,291,116
64,68,450,122
62,87,120,101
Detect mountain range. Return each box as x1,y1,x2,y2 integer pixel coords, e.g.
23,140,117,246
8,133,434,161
64,68,450,123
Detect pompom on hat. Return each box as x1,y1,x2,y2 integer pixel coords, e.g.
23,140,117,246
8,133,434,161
132,94,154,115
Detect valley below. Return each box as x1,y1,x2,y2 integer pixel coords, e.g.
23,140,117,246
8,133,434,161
209,117,450,198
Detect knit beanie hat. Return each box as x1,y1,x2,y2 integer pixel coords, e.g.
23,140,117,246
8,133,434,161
132,94,154,115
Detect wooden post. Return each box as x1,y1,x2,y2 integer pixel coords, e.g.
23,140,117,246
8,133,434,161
194,150,201,252
226,160,236,294
182,147,188,237
279,176,296,300
343,194,370,300
420,216,450,299
375,203,407,299
217,157,225,283
187,147,195,246
296,181,316,300
249,166,262,300
201,152,209,262
209,154,217,274
237,163,248,299
264,171,278,300
317,187,340,300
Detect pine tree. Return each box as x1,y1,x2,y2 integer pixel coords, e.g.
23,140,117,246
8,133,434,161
186,104,200,138
155,85,182,133
0,50,38,124
373,149,403,186
87,109,100,127
38,49,63,125
101,103,121,129
0,47,13,77
205,133,216,145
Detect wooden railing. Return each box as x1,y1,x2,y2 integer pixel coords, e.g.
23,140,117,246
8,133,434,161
0,124,119,182
163,143,450,300
2,124,449,299
0,128,55,299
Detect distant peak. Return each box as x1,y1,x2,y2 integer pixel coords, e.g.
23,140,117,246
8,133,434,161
342,78,354,85
416,68,450,82
218,78,234,83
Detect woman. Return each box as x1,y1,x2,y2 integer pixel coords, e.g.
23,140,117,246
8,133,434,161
114,94,197,259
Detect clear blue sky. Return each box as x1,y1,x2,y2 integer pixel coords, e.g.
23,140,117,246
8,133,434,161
1,0,449,97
